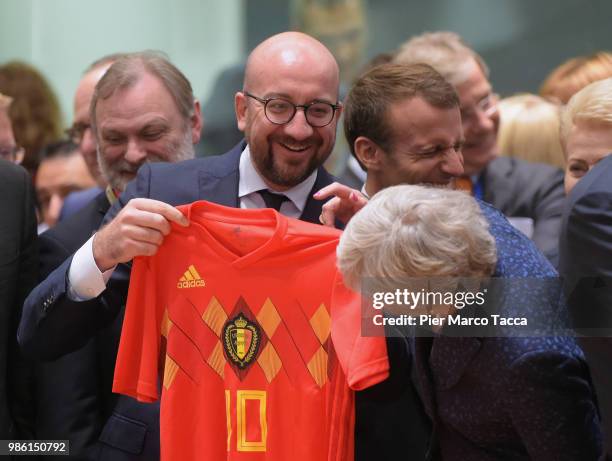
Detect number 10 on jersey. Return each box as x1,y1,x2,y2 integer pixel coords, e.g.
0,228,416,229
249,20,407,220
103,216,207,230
225,390,268,452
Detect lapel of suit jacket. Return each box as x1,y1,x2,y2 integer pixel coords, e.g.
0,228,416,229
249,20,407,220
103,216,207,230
197,141,244,208
300,166,336,224
96,191,111,217
201,142,337,223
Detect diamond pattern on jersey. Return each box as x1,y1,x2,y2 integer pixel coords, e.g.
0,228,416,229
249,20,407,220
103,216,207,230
165,293,334,389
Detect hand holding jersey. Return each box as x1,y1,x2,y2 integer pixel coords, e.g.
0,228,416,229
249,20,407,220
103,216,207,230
93,198,189,271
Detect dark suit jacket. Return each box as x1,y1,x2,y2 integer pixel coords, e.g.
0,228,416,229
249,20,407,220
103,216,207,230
483,156,564,263
0,160,37,439
59,187,103,222
32,191,159,460
559,154,612,458
413,201,602,460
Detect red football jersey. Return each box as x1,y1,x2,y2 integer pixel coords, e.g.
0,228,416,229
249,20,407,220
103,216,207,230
113,200,389,461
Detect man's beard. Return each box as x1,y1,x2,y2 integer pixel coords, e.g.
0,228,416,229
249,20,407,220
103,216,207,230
98,128,194,193
259,147,322,188
251,134,333,189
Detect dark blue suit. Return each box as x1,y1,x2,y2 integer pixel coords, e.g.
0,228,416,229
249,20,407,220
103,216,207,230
559,154,612,457
412,201,602,460
19,142,340,460
59,187,103,222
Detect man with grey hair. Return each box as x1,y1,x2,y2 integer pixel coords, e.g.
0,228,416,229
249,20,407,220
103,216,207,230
394,31,565,263
22,51,202,460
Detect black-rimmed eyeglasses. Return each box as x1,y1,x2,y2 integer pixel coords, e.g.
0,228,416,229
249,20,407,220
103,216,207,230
244,92,340,128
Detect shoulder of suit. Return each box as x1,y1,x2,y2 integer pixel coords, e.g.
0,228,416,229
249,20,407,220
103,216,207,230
147,149,241,179
491,156,562,176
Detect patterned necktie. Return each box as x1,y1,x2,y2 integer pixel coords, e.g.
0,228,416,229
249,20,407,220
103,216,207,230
258,189,289,211
454,176,474,195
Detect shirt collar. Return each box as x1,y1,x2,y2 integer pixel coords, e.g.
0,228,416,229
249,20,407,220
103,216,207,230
238,145,318,213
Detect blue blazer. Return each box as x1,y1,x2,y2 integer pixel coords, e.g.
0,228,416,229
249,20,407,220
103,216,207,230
412,202,602,460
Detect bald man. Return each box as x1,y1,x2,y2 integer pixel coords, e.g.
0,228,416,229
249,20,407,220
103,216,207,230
21,31,340,325
20,33,346,458
22,31,341,352
70,55,126,187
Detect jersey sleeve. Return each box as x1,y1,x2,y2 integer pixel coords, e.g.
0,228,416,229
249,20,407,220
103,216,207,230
330,271,389,390
112,255,164,403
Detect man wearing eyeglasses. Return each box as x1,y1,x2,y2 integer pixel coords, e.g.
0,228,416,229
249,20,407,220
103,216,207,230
394,31,565,263
22,33,341,351
58,54,125,221
20,33,350,459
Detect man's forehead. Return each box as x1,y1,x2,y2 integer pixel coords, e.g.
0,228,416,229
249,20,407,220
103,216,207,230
96,74,179,122
390,97,462,139
246,35,339,97
249,66,339,102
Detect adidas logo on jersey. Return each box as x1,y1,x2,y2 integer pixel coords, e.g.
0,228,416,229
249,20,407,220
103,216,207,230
177,265,206,289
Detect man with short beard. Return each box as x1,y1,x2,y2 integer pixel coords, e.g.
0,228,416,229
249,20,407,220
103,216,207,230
21,33,349,459
21,51,202,460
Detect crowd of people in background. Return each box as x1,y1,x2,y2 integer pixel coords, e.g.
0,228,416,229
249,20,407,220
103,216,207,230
1,28,611,460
